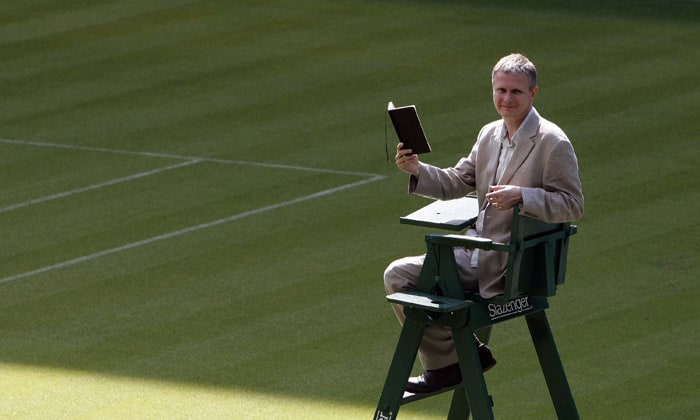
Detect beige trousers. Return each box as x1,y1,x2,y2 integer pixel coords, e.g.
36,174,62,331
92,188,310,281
383,247,479,371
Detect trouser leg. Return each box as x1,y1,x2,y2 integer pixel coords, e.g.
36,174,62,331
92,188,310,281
383,249,479,371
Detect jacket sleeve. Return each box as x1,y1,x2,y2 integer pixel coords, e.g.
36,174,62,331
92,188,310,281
519,139,584,223
408,140,480,200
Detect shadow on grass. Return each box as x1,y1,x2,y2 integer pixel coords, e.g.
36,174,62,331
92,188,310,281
0,262,398,410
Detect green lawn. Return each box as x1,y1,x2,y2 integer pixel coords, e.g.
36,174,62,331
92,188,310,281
0,1,698,418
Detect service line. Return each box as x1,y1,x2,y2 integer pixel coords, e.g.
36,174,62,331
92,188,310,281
0,175,383,284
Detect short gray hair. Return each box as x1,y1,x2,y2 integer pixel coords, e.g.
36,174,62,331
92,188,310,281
492,53,538,90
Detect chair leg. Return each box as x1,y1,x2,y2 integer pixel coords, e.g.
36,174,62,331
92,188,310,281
447,387,470,420
374,319,425,420
525,311,579,420
452,328,495,420
474,325,493,345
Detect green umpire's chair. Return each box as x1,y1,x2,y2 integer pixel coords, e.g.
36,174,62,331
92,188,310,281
374,204,579,420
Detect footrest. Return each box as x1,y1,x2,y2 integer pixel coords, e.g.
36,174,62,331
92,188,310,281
387,291,469,313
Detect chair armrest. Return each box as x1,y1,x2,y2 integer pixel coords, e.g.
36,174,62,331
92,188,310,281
426,234,512,252
386,291,469,313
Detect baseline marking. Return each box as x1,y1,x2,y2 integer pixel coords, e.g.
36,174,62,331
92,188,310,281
0,138,378,178
0,175,383,284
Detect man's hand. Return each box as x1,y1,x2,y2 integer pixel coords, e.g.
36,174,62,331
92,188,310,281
395,143,420,177
486,185,523,211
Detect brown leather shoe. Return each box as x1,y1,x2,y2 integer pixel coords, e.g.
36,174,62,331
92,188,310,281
406,344,497,393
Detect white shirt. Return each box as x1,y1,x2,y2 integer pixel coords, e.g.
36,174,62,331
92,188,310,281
470,109,536,268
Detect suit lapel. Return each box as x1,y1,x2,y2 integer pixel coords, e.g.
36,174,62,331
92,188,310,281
484,125,503,186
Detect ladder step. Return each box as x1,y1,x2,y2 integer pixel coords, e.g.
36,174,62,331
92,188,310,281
402,385,494,408
402,384,462,404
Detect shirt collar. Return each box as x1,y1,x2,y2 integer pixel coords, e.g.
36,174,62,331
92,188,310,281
499,107,537,146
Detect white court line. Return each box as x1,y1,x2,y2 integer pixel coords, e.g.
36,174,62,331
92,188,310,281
0,159,201,214
0,138,379,178
0,175,384,284
0,138,387,284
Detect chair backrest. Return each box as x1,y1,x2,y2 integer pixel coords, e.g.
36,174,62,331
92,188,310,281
502,206,577,299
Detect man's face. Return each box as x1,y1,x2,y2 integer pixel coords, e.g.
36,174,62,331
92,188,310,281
492,71,538,122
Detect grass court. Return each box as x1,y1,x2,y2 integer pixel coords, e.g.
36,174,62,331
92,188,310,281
0,1,698,418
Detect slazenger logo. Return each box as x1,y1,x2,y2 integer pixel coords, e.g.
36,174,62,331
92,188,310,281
488,297,533,320
375,411,393,420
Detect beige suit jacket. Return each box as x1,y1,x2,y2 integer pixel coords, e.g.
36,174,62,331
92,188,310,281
409,108,584,298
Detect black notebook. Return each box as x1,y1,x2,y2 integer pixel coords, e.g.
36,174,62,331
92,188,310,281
387,102,432,154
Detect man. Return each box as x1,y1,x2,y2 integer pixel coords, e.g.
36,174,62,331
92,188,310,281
384,53,584,393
